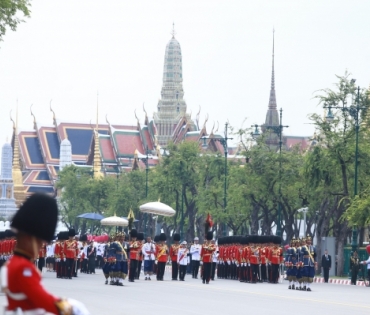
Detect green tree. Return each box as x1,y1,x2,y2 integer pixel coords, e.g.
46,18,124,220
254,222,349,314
0,0,31,41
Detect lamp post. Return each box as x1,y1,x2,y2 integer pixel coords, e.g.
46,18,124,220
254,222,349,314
297,207,309,237
324,85,365,252
251,108,289,237
140,146,150,236
202,122,233,237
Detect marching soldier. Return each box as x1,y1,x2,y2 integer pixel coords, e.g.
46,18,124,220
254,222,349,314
211,240,218,281
136,232,144,280
128,229,139,282
64,229,78,279
200,231,216,284
286,238,298,289
155,233,169,281
170,233,181,280
190,237,201,279
37,242,46,272
177,241,189,281
142,236,155,280
301,236,317,291
0,193,90,315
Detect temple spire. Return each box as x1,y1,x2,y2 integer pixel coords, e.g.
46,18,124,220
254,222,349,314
171,22,176,38
93,92,103,179
268,28,277,110
12,102,26,206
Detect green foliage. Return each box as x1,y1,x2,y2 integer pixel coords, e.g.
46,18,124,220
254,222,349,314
0,0,31,41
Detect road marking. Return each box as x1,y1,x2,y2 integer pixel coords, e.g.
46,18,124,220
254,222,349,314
169,282,370,309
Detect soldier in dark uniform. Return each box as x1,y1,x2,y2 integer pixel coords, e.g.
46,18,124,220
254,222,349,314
350,250,360,285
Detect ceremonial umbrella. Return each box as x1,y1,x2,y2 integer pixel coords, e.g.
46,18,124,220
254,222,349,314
77,213,105,220
139,201,176,217
100,215,128,227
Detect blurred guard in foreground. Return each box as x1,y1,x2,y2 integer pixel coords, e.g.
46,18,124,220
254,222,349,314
0,193,90,315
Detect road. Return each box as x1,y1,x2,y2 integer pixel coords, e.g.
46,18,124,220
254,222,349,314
1,269,369,315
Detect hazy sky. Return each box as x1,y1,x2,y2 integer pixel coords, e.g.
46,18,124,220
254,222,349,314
0,1,369,151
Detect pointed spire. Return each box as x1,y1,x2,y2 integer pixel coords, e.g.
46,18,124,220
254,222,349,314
12,102,26,206
50,100,56,126
171,22,176,38
268,28,277,110
93,92,103,179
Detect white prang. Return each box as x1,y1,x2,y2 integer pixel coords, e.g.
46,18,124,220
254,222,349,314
59,138,72,171
0,143,18,220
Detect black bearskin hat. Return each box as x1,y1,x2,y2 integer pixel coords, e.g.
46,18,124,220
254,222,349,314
137,232,144,241
154,235,160,243
11,193,58,242
130,229,138,238
173,233,180,242
68,229,76,237
159,233,167,242
80,234,88,242
206,231,213,241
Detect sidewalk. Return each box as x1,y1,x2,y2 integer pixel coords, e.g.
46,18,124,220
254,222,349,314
314,277,367,286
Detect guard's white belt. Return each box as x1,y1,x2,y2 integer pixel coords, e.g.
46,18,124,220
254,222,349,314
6,291,27,301
5,308,54,315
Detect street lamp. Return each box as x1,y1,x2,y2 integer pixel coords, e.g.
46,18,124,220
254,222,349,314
202,122,233,237
251,108,289,237
297,207,309,236
140,146,150,236
324,85,365,252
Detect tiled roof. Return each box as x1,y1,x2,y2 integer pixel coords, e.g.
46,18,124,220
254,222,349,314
285,136,309,150
113,131,142,157
18,131,45,169
24,170,52,185
38,127,60,164
26,186,54,194
140,126,154,151
99,137,116,163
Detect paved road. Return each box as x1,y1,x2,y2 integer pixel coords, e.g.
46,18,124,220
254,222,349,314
1,270,369,315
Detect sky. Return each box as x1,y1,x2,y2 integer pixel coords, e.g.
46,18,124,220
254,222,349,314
0,1,370,155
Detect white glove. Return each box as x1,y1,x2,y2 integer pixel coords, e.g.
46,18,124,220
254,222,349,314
248,263,250,267
200,261,203,265
227,261,231,265
67,298,90,315
155,260,158,265
64,258,66,261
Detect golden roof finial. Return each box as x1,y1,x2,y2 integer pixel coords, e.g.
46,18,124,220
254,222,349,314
30,104,37,130
13,101,26,206
134,109,140,127
50,100,56,126
93,91,103,179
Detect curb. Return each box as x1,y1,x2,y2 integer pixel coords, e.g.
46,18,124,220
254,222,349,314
314,277,366,286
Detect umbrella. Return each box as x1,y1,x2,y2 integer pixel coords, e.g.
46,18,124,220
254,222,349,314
101,215,128,227
77,213,105,220
139,201,176,217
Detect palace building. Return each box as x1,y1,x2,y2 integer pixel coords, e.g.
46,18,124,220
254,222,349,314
7,27,225,200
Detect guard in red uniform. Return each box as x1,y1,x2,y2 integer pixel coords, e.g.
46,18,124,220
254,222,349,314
155,233,168,281
170,233,180,280
0,193,90,315
128,229,139,282
64,229,78,279
135,232,144,280
200,231,216,284
37,242,46,272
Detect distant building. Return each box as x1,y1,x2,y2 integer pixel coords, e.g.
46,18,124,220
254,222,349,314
0,142,18,219
10,26,225,195
262,31,309,150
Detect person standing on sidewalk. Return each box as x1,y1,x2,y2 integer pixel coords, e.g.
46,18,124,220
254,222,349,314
190,237,201,279
177,241,189,281
350,251,360,285
321,249,332,283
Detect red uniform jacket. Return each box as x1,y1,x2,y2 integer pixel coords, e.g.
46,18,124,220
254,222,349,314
155,244,168,263
129,241,140,260
38,244,46,258
200,243,216,263
4,254,59,313
169,244,180,262
63,240,78,259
